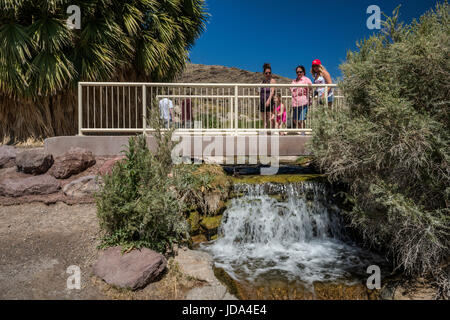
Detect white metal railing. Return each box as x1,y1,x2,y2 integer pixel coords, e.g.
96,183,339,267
77,82,345,135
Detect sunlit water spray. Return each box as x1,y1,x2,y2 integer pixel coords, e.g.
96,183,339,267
200,182,388,293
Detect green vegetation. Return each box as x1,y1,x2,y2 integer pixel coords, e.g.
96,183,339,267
0,0,208,141
96,133,190,253
96,103,230,252
310,3,449,295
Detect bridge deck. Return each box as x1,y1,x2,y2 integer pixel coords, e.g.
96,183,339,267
44,134,311,158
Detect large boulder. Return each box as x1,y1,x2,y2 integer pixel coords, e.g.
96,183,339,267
98,156,126,175
0,146,17,168
93,246,167,291
0,175,60,197
49,147,96,179
15,150,54,175
62,175,103,198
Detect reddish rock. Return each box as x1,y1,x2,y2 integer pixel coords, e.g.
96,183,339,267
62,175,103,198
93,246,167,290
0,175,60,197
98,156,126,175
0,146,17,168
49,147,96,179
15,150,54,175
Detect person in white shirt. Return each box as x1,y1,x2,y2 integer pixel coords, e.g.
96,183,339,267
158,97,174,128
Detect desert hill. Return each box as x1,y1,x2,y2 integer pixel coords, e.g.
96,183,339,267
176,63,292,84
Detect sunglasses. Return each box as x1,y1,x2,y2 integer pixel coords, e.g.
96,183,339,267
297,71,304,74
265,72,271,75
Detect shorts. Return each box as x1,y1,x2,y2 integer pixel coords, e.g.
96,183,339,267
319,95,334,104
162,119,172,128
260,99,274,113
292,105,308,121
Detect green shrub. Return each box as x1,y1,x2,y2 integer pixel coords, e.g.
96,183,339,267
310,2,449,295
96,134,189,253
96,103,189,253
96,103,232,253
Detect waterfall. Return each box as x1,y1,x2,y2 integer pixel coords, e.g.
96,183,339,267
201,181,386,287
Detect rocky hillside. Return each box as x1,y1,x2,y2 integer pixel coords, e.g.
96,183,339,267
176,63,292,84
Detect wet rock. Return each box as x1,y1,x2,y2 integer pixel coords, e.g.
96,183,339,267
200,215,222,240
313,282,378,300
191,234,208,245
0,146,17,168
93,246,167,291
379,279,401,300
0,175,60,197
213,267,243,300
176,249,236,300
15,150,54,175
49,147,96,179
62,175,103,198
98,156,125,175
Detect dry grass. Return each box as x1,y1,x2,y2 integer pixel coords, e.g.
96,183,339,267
91,258,205,300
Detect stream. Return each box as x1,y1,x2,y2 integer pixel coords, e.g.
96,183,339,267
200,179,390,299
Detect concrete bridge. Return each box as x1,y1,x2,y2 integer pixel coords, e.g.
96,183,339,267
45,82,345,159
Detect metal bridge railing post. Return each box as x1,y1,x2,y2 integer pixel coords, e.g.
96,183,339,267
142,84,147,135
78,82,83,136
234,85,238,136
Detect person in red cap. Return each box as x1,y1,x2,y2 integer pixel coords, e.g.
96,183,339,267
311,59,333,107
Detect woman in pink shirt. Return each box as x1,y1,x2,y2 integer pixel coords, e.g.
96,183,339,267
290,65,312,129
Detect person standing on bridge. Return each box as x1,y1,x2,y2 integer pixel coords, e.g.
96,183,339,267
290,65,312,130
260,63,276,129
272,93,287,135
311,59,333,107
159,96,174,129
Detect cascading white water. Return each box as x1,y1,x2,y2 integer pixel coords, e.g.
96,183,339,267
201,181,386,287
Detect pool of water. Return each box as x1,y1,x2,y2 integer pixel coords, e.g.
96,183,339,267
200,181,389,299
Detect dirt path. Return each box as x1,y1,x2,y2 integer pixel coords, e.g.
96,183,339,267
0,202,105,299
0,202,229,300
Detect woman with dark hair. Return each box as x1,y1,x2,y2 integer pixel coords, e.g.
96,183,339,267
290,65,312,129
260,63,276,128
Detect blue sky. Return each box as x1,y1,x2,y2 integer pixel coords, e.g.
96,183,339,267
188,0,440,81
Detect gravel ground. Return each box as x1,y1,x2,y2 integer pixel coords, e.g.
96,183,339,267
0,202,105,299
0,201,437,300
0,202,209,300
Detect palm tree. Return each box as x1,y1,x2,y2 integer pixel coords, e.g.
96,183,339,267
0,0,208,141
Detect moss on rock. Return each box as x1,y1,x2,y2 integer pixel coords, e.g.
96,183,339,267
231,174,324,185
213,267,243,300
200,215,222,230
188,211,201,235
200,215,223,240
